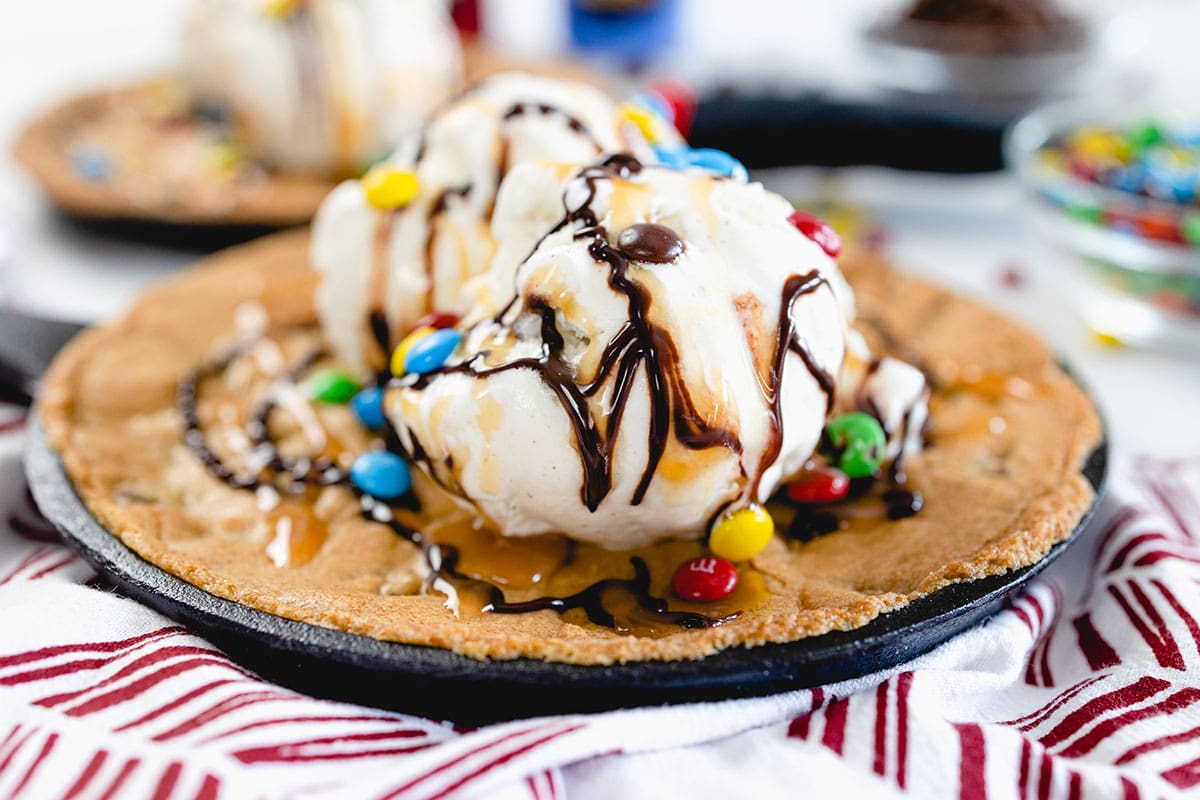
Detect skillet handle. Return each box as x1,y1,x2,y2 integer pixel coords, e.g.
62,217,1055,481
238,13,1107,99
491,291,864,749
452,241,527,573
0,308,85,407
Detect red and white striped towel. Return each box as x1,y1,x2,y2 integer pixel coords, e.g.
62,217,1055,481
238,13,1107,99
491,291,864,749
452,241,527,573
3,402,1199,800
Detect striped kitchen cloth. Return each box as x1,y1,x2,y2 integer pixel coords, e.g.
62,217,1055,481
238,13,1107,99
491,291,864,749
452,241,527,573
2,402,1199,800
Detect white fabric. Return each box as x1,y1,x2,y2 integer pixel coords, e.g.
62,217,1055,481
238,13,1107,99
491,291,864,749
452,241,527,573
3,404,1199,799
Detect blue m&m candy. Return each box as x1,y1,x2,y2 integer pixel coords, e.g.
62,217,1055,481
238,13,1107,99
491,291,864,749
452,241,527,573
70,146,111,182
685,149,749,181
404,328,462,374
1105,164,1145,194
1143,147,1200,203
351,386,385,429
653,145,690,169
653,146,748,181
350,451,411,499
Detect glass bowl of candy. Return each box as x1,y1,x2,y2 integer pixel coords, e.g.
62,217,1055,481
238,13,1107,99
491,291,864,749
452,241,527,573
1007,104,1200,350
860,0,1094,120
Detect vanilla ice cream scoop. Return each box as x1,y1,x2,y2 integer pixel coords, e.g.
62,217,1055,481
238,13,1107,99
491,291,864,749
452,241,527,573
311,72,680,380
182,0,461,175
385,158,853,549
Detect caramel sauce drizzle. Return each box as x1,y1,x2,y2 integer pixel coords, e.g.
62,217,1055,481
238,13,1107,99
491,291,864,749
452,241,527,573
265,501,330,568
364,497,733,631
179,334,735,632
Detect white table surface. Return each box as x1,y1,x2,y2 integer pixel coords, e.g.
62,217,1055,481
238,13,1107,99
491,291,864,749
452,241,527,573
1,1,1196,459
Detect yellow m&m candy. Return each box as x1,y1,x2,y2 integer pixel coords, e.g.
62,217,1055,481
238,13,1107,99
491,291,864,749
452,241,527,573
363,166,421,210
390,327,435,375
262,0,302,19
618,102,671,145
1068,127,1131,164
708,505,774,562
208,141,242,180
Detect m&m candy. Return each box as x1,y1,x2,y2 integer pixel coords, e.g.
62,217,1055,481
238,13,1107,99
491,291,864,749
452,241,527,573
1064,202,1104,226
786,465,850,504
263,0,303,19
1181,212,1200,246
208,141,242,179
787,211,842,258
825,412,887,479
69,146,111,182
685,148,748,181
1067,127,1130,164
351,386,386,429
1143,146,1200,204
305,369,359,404
648,79,696,138
363,165,421,210
1035,118,1200,253
391,327,435,375
618,102,672,145
671,556,738,602
412,311,460,331
302,371,357,407
1127,120,1164,155
629,92,675,126
653,145,690,170
403,328,463,375
1136,209,1183,243
653,145,748,181
708,505,774,562
350,451,411,499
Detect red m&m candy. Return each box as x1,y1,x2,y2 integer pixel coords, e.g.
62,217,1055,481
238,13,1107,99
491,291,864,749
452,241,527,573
786,466,850,504
671,556,738,602
787,211,841,258
649,79,696,138
1135,209,1182,243
411,311,459,332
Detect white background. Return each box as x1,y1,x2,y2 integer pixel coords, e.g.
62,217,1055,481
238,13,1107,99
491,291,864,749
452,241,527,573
0,0,1198,458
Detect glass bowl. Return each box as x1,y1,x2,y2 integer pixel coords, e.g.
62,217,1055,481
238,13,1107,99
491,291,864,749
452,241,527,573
860,16,1094,121
1006,103,1200,351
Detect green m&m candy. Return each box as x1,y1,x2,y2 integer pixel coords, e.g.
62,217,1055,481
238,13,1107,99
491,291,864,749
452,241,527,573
825,412,887,478
1181,211,1200,247
1064,202,1104,226
305,369,360,404
1127,120,1165,155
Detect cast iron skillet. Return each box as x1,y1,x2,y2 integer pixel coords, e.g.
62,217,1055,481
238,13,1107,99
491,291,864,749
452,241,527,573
12,310,1107,724
25,424,1107,723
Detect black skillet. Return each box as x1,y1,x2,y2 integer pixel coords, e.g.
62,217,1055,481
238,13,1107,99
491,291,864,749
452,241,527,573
9,309,1106,724
37,96,1006,251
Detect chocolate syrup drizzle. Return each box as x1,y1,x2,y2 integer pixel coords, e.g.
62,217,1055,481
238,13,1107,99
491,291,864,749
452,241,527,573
180,348,261,491
404,155,840,514
498,103,602,196
180,345,347,493
179,333,729,631
502,103,599,146
245,350,349,491
443,549,728,629
362,501,730,629
364,101,603,363
755,270,833,499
